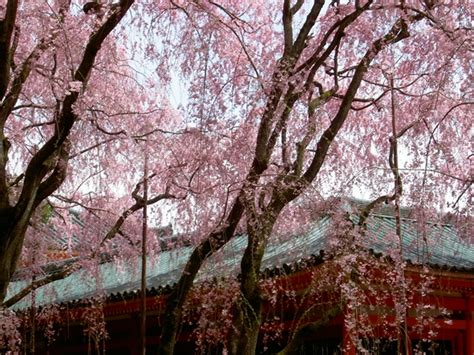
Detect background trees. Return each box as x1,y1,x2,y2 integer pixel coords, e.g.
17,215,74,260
1,0,472,354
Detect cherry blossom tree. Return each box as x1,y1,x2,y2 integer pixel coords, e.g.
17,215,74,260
1,0,472,354
151,1,472,354
0,0,207,309
0,0,149,304
0,0,261,348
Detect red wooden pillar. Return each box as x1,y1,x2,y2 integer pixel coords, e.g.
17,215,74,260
467,296,474,355
455,331,464,355
131,315,140,355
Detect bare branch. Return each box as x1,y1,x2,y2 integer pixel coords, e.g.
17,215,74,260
290,0,304,15
302,17,412,184
208,1,251,28
99,185,180,249
69,137,118,159
3,264,76,308
282,0,294,57
8,173,23,187
22,120,55,130
0,0,19,100
49,195,107,215
14,104,56,112
292,0,325,57
1,28,58,126
296,2,371,75
452,181,472,209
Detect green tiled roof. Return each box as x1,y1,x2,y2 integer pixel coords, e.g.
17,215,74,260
7,210,473,310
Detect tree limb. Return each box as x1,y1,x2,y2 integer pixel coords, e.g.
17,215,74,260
292,0,325,57
282,0,294,58
32,139,71,210
302,17,412,186
0,0,18,100
0,35,54,126
3,264,76,308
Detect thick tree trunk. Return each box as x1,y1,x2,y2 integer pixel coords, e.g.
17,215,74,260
228,243,264,354
229,296,263,355
158,198,245,355
228,213,275,355
0,209,31,304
